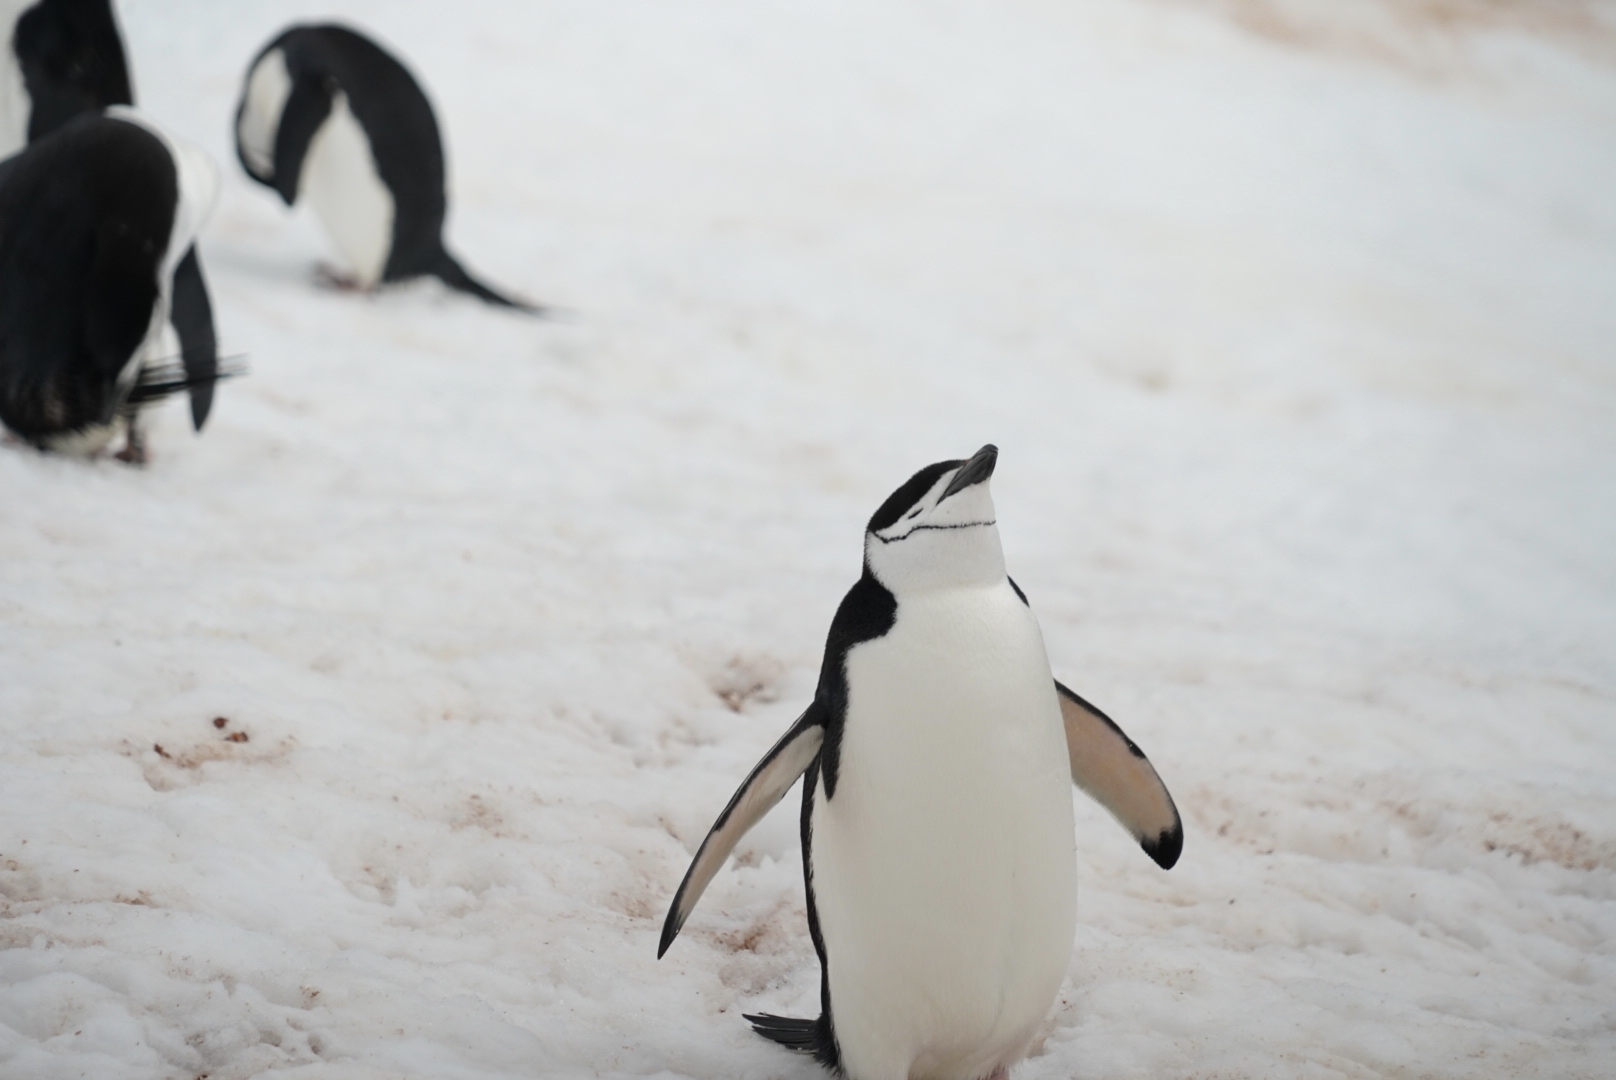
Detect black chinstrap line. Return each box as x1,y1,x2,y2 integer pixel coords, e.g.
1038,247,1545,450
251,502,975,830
871,520,995,544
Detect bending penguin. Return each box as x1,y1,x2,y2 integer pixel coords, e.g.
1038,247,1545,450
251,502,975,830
0,0,133,155
659,445,1184,1080
0,108,225,462
234,23,539,312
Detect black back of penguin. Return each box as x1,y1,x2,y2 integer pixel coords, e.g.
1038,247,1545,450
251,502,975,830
0,114,169,443
7,0,133,146
0,113,220,453
236,23,538,311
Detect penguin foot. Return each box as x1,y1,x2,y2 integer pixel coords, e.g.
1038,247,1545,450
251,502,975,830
314,264,368,292
114,428,148,466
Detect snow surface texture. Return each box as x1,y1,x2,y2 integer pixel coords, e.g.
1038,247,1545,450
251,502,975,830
2,0,1614,1077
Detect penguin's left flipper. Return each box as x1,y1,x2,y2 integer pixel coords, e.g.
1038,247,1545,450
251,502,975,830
1056,681,1183,869
658,703,826,958
170,245,218,431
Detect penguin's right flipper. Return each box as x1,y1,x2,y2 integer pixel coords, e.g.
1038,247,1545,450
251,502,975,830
658,703,825,957
269,74,335,205
431,249,544,314
169,245,218,430
1056,681,1183,869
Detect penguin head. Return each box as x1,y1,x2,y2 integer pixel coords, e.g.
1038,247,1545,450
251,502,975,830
864,444,1006,595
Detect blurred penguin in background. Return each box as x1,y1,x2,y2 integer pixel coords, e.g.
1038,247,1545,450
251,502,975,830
235,23,540,313
0,110,225,463
0,0,133,154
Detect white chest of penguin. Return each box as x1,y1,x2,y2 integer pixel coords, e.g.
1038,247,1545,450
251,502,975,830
811,581,1077,1080
301,92,393,288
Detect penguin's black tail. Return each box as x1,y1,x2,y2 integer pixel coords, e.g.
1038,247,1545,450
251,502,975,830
744,1013,838,1067
431,249,543,314
125,356,248,409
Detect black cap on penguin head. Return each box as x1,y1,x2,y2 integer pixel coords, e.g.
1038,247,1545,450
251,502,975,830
866,444,1000,534
867,457,964,534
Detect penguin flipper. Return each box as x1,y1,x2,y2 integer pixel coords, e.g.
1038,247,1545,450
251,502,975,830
169,245,218,430
1056,680,1183,869
658,704,825,957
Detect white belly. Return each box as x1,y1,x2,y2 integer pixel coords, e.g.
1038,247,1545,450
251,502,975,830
302,93,393,288
811,584,1077,1080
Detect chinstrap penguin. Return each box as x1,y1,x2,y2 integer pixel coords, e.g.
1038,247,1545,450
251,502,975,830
0,0,133,155
234,23,540,312
0,108,226,462
659,445,1183,1080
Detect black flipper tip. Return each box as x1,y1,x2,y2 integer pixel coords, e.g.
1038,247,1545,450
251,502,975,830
656,922,676,959
188,386,214,432
1143,822,1184,870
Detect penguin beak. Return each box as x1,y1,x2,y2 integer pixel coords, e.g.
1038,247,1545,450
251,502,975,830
939,444,998,502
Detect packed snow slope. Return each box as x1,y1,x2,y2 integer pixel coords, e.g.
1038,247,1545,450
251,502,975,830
3,1,1614,1077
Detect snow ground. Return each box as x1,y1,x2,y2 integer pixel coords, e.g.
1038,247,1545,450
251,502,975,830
2,0,1614,1076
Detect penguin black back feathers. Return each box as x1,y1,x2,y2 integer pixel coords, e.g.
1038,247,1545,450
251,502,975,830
0,110,223,460
660,446,1183,1080
234,23,538,312
0,0,132,154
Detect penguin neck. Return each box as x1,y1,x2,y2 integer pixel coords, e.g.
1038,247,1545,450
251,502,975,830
864,525,1008,598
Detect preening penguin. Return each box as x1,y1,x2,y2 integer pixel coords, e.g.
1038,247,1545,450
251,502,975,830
659,446,1183,1080
0,109,225,462
0,0,133,154
234,23,539,312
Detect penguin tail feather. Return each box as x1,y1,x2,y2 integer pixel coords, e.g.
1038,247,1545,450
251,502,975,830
431,250,544,315
125,356,248,407
744,1013,833,1060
